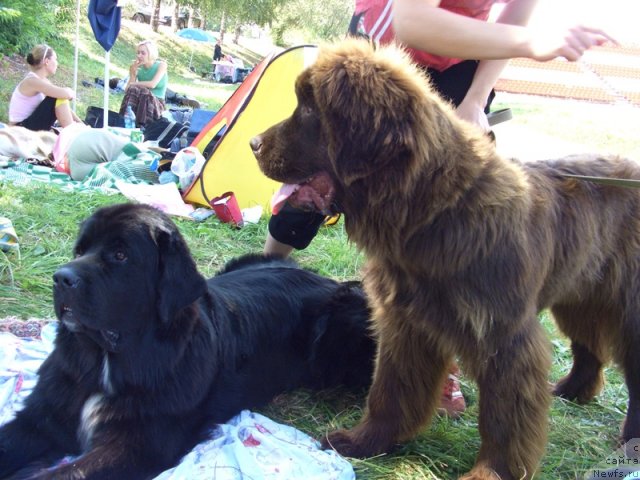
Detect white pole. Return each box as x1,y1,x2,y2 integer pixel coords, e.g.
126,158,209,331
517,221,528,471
103,50,110,128
72,0,81,112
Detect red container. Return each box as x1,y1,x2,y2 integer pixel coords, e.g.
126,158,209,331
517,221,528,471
211,192,244,227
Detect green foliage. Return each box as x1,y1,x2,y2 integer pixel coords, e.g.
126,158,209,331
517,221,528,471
190,0,351,46
271,0,351,45
191,0,285,30
0,0,77,54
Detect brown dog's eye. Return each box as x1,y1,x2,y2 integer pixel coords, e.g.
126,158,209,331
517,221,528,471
300,104,313,117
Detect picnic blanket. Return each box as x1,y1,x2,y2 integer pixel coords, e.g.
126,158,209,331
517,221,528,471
0,156,160,195
0,321,355,480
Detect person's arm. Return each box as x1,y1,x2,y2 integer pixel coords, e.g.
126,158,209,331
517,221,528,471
20,76,75,100
456,0,538,128
128,61,168,89
392,0,614,62
125,61,139,90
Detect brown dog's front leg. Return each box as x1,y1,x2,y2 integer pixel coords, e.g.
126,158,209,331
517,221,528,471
463,319,552,480
322,314,450,458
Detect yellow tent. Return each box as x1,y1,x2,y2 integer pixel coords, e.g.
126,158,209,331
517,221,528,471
183,45,319,210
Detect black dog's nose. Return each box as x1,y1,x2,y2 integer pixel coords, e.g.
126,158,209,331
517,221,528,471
53,267,81,289
249,135,262,154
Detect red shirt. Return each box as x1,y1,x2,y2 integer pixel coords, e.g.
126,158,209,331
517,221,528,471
354,0,499,71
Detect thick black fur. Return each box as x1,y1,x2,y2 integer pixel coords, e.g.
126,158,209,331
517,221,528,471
0,203,375,480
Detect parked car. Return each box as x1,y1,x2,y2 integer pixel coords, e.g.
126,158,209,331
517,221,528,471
131,9,201,29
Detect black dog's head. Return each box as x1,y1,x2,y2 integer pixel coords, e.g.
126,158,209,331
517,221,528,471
53,203,207,352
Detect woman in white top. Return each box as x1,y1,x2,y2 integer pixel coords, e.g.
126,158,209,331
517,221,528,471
9,44,83,131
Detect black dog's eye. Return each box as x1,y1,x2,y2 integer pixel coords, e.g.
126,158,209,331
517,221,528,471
113,250,127,262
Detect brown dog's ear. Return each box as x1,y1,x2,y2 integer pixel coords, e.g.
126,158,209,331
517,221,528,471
155,226,207,325
311,41,421,186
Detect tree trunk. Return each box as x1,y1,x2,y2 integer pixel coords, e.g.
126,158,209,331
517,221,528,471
151,0,161,32
233,23,241,44
187,6,195,28
219,11,226,43
172,2,180,32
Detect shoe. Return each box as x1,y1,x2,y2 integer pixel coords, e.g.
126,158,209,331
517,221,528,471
323,213,341,226
438,364,466,418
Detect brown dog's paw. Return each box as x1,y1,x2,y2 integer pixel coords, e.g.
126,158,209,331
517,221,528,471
321,428,392,459
552,373,603,404
458,465,503,480
321,429,365,458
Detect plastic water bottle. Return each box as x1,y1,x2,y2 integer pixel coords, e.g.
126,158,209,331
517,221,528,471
124,104,136,129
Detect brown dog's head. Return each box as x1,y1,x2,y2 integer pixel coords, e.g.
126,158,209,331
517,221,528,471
250,39,467,216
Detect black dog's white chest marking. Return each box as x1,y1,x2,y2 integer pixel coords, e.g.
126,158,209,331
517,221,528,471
77,355,113,449
79,393,105,450
101,353,114,395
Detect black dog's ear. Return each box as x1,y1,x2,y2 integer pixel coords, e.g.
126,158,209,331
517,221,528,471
155,226,207,325
311,40,426,186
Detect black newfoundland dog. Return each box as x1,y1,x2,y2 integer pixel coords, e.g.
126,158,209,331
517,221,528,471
0,203,375,479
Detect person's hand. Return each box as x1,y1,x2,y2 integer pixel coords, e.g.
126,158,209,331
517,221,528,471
129,60,140,78
63,87,75,100
528,25,616,62
455,98,490,132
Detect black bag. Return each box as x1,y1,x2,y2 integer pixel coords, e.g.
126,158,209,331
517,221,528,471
143,117,189,149
84,106,125,128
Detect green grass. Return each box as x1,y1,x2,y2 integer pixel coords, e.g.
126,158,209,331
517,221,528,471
0,183,363,319
0,181,629,480
502,98,640,159
2,18,639,480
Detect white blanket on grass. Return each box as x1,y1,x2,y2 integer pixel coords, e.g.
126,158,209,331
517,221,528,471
0,324,355,480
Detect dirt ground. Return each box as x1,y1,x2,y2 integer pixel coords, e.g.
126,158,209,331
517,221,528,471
4,54,28,79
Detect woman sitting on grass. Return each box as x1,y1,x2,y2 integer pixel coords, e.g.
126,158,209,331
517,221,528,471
9,44,83,131
119,39,168,128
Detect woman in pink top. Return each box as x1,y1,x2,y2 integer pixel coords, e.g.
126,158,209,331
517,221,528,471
9,44,83,131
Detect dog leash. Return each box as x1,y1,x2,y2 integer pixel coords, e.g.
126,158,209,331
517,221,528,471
562,174,640,189
487,108,513,127
485,111,640,189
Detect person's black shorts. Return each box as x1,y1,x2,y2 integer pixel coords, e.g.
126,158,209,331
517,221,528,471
268,59,495,250
424,60,495,114
16,96,58,131
268,203,326,250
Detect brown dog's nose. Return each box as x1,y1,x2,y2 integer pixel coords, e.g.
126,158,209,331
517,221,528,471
249,135,262,154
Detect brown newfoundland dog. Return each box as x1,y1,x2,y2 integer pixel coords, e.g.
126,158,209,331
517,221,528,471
0,203,375,479
250,39,640,480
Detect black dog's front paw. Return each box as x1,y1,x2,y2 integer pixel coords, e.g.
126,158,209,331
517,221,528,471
0,443,23,478
2,462,54,480
0,429,63,479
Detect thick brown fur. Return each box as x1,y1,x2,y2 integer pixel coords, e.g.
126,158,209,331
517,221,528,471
251,39,640,480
